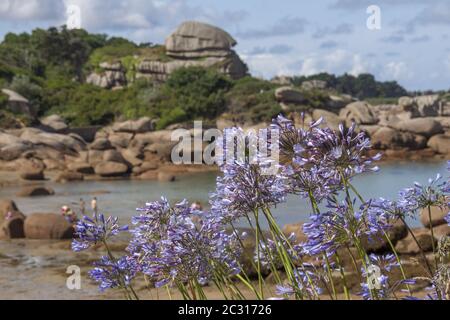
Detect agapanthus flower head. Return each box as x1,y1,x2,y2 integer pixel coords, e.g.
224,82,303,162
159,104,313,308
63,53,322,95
270,115,310,165
399,174,448,214
302,198,364,257
309,123,381,180
89,255,138,292
363,198,414,239
210,161,288,223
282,163,338,202
129,199,241,288
72,213,128,252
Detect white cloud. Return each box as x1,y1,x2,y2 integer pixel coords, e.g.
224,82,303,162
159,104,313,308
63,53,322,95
0,0,64,21
381,61,413,80
242,49,378,80
299,50,373,76
240,52,297,78
0,0,247,43
237,16,308,39
445,54,450,71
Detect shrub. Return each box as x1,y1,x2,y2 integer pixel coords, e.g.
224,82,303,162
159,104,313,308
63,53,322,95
0,91,8,107
224,76,281,124
8,75,43,113
152,67,232,128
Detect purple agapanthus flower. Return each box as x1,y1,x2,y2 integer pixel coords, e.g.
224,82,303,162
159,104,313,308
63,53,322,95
270,114,310,165
302,199,365,257
89,255,138,292
72,213,128,252
309,123,381,181
128,198,241,288
363,198,415,238
398,174,448,214
210,161,288,222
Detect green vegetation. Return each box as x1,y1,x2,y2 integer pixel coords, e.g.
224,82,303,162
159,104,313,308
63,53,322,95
0,91,8,108
1,26,422,130
292,72,408,99
154,67,232,129
224,77,281,124
440,92,450,102
0,90,34,128
366,97,400,105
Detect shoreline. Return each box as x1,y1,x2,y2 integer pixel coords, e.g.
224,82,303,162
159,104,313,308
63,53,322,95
1,155,447,188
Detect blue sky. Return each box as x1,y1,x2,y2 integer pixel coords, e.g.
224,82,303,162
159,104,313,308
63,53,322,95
0,0,449,91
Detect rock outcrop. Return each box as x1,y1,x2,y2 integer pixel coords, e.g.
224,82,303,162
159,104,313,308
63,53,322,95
16,186,55,197
390,118,443,138
395,228,437,254
398,95,441,117
40,115,68,133
86,21,248,87
94,161,129,177
1,89,35,117
275,87,305,104
0,200,26,239
24,213,74,239
420,205,449,228
86,61,127,89
339,101,378,126
427,134,450,154
301,80,327,91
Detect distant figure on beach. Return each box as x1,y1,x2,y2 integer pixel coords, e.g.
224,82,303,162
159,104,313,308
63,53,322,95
91,197,98,215
190,201,203,211
61,205,77,224
79,198,86,216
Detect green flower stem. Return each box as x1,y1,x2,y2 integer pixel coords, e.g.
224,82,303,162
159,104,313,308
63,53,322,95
334,252,350,300
254,210,265,299
308,191,338,300
399,217,434,276
103,240,139,300
262,207,320,300
427,205,438,270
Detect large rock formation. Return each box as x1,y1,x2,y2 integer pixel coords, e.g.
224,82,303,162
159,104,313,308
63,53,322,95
1,89,35,117
137,22,247,82
339,101,378,126
86,21,248,87
398,95,441,117
165,21,236,58
86,61,127,89
24,213,74,239
0,200,26,239
40,114,69,133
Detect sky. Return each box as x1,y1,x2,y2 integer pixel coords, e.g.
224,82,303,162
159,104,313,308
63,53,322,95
0,0,449,91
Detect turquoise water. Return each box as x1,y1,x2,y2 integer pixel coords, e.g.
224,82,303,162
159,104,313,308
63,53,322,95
1,160,448,228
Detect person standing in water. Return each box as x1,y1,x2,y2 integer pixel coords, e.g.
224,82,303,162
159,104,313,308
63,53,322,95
91,197,98,215
79,198,86,216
